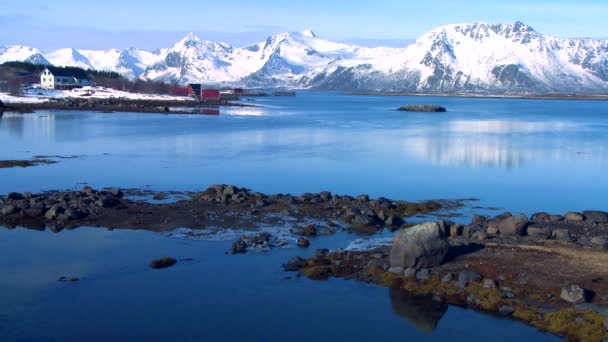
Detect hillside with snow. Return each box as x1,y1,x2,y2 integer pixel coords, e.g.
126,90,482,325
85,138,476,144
1,21,607,94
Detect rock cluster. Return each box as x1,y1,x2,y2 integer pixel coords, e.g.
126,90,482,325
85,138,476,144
195,184,443,234
0,186,124,230
231,232,288,254
446,210,608,249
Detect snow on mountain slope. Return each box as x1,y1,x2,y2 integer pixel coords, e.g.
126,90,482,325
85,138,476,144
0,46,49,65
46,48,95,69
309,22,608,93
141,33,240,84
1,22,607,93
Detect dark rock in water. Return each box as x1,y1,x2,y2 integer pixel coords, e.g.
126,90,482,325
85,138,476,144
497,214,528,236
58,276,80,282
583,211,608,223
389,288,448,333
604,318,608,332
296,237,311,248
398,105,447,112
564,212,584,222
498,305,515,316
149,257,177,269
232,240,248,254
560,285,588,304
283,256,306,271
389,222,449,270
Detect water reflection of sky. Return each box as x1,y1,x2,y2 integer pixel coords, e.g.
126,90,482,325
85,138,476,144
0,227,561,342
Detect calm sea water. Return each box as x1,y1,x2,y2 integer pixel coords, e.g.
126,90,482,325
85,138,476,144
2,92,606,341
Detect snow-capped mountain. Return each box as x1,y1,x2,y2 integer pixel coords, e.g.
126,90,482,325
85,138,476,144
1,22,607,94
0,45,50,65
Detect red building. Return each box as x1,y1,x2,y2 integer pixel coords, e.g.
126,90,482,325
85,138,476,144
201,89,220,100
171,87,189,96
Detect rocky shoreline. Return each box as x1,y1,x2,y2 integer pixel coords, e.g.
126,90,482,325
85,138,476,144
0,97,259,114
3,184,608,339
286,212,608,341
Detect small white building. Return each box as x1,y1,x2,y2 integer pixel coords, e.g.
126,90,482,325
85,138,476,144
40,67,91,90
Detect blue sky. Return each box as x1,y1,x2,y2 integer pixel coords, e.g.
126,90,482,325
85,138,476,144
1,0,606,50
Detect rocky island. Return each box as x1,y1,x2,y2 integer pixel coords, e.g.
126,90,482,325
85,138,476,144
398,104,447,112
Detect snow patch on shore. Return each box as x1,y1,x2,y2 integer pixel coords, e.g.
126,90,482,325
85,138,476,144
0,86,197,104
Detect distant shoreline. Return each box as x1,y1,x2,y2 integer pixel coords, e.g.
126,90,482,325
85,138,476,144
349,91,608,101
0,97,260,114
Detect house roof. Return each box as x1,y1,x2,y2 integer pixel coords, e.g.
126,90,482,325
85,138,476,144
188,84,202,91
43,66,90,79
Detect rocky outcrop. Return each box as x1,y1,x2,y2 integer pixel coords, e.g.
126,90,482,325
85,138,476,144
398,105,447,112
389,222,449,270
583,211,608,224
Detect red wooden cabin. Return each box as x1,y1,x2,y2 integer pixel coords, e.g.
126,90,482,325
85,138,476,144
201,89,220,100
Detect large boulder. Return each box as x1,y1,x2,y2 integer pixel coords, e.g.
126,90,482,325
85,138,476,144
560,285,587,304
564,212,584,222
389,222,449,270
497,214,529,236
582,211,608,224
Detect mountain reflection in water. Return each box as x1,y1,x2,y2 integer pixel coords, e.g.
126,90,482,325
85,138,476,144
403,119,603,169
389,288,448,333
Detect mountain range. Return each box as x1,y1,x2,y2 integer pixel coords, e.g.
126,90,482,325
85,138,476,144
1,21,607,94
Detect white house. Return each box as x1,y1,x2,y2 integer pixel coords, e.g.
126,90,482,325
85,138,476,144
40,67,91,90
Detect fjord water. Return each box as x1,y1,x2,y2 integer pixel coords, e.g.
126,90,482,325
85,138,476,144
2,92,607,341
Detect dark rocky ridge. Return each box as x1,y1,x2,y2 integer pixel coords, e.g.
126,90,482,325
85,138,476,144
0,184,455,233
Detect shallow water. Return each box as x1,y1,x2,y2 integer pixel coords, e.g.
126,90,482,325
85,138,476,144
2,92,607,340
0,227,561,342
